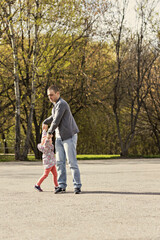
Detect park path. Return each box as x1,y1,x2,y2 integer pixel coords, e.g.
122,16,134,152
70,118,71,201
0,158,160,240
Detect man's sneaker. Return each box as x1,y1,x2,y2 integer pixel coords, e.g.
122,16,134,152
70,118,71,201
34,185,43,192
74,188,81,194
54,187,66,194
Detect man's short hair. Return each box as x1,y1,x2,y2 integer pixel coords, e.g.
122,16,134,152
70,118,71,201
48,85,59,93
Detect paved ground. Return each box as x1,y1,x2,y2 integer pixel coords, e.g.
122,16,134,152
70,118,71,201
0,158,160,240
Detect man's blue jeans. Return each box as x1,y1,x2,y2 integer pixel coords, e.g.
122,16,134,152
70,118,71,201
55,134,82,189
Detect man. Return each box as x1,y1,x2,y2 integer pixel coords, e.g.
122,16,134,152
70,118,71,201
43,85,82,194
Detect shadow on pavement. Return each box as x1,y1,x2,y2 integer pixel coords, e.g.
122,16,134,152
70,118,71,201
83,191,160,195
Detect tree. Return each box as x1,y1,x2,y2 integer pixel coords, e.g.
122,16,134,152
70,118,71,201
142,59,160,153
0,0,101,159
97,0,159,156
21,0,39,160
0,0,21,159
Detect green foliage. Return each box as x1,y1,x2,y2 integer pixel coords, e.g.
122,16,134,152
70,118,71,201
0,0,160,158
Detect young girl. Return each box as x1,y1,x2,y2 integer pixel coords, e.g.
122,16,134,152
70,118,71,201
34,125,58,192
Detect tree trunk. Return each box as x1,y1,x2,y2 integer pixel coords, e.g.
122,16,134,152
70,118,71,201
21,0,39,160
2,133,9,154
8,3,21,160
120,147,129,157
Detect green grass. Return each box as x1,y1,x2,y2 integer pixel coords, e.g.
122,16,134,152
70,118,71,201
0,154,160,162
0,154,120,162
0,154,38,162
144,155,160,158
128,154,160,158
77,154,120,160
0,154,15,162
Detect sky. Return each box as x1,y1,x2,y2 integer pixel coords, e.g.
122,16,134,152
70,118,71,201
125,0,136,29
123,0,160,30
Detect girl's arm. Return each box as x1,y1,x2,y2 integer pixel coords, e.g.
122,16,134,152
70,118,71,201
43,139,52,150
50,144,54,151
37,143,45,152
43,140,54,152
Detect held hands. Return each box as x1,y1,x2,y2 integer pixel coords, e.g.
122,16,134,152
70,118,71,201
42,124,48,131
42,124,52,140
47,133,53,139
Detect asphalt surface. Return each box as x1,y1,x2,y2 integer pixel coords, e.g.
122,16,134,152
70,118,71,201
0,158,160,240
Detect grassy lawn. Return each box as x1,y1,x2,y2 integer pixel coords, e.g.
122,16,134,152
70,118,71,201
0,154,160,162
0,154,37,162
0,154,120,162
77,154,120,160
